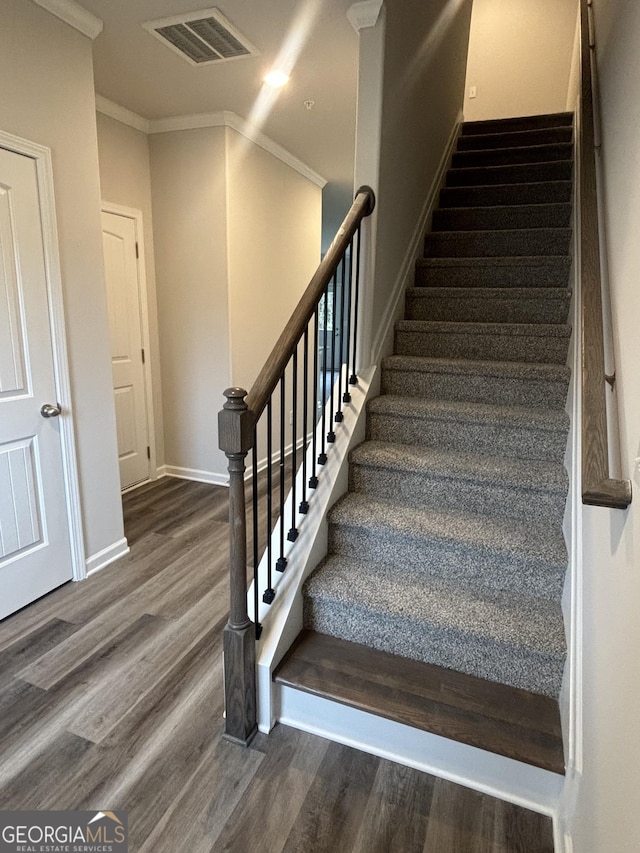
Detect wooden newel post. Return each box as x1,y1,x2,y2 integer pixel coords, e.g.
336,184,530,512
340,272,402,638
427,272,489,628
218,387,257,746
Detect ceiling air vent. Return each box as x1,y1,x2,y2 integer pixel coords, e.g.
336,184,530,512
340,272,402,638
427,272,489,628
142,8,259,66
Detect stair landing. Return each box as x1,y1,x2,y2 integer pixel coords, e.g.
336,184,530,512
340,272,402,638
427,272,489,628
274,629,565,775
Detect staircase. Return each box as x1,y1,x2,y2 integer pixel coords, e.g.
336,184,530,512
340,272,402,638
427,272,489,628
276,112,573,772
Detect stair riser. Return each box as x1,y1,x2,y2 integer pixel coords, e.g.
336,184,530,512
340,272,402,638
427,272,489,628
406,293,570,324
452,144,573,169
425,229,571,258
367,411,568,462
447,161,573,187
349,463,567,526
440,182,572,208
328,522,565,600
462,113,573,136
432,203,572,231
381,367,569,409
415,259,571,288
457,127,573,151
395,328,570,365
303,597,564,698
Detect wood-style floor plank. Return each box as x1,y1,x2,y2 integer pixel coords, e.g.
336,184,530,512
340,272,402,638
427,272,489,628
0,478,557,852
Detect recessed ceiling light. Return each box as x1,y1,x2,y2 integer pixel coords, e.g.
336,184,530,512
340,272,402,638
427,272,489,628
264,69,289,87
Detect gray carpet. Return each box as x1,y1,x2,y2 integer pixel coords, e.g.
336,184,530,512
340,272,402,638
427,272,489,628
303,112,573,698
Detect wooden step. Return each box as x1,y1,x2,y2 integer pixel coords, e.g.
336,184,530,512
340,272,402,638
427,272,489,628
274,629,565,775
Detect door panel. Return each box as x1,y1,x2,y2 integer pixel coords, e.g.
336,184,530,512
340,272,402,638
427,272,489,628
0,146,73,618
101,212,149,490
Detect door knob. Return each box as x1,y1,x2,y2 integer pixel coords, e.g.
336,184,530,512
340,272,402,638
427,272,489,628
41,403,61,418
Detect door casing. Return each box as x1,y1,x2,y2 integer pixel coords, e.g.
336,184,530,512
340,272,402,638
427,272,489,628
0,129,84,581
101,201,157,490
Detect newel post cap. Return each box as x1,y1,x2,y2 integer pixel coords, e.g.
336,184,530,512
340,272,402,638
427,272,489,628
219,387,253,455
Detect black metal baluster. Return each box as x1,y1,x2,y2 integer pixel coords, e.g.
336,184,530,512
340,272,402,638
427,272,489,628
310,308,320,487
343,240,354,404
350,224,362,386
335,256,347,423
276,372,287,572
265,398,273,602
318,289,328,465
327,271,338,443
288,345,299,541
300,326,310,512
251,432,265,632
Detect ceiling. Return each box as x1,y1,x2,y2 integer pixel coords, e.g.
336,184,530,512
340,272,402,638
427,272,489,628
77,0,359,222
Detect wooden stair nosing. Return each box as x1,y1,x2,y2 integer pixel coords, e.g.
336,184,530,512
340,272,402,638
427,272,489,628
274,630,565,776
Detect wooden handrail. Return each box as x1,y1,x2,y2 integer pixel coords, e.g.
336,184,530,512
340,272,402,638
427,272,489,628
579,0,631,509
243,186,375,423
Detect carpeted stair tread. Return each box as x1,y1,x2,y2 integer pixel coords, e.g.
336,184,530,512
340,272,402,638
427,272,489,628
425,227,572,258
457,126,573,151
415,255,572,288
303,556,566,696
328,492,567,580
446,160,573,187
395,319,571,364
367,395,569,461
461,112,573,136
405,286,570,324
350,440,568,498
440,181,572,208
381,354,570,408
349,440,567,524
452,142,573,169
432,202,572,231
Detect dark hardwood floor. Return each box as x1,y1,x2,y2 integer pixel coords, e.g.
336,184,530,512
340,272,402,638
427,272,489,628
0,477,555,852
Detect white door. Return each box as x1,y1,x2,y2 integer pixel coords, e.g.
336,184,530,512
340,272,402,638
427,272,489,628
0,146,74,618
101,211,149,490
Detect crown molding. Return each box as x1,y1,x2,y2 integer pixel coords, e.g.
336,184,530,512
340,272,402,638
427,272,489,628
147,111,327,188
32,0,103,39
94,97,326,189
95,96,150,133
224,114,327,188
347,0,384,32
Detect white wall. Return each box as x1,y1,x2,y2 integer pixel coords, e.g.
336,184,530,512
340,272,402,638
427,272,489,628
0,0,123,561
149,127,231,481
96,112,165,471
569,0,640,850
149,126,322,481
369,0,473,352
226,128,322,390
464,0,577,121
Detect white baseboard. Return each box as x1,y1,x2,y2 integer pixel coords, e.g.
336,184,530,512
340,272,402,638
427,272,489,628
85,537,129,576
277,685,564,818
163,465,228,486
370,110,463,365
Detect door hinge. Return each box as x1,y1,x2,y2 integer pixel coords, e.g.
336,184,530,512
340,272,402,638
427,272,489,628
147,446,151,460
135,242,139,259
141,348,145,364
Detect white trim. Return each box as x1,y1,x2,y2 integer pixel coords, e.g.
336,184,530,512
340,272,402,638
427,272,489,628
0,129,86,583
164,465,228,486
101,202,158,486
86,538,129,575
150,111,327,188
31,0,103,40
277,685,564,817
95,96,150,134
94,99,327,189
369,112,462,365
347,0,384,32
